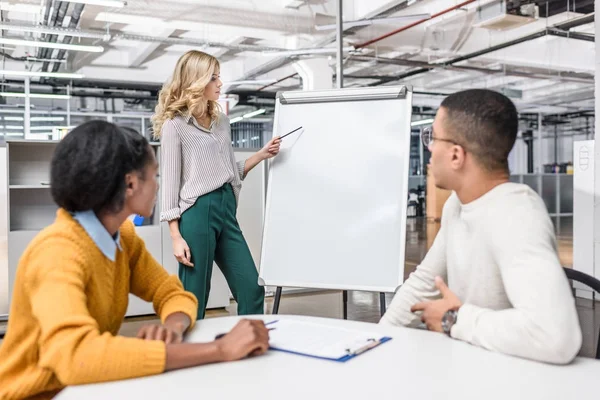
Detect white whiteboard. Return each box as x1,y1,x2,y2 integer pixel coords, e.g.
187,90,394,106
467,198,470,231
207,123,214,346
234,150,266,269
258,86,413,292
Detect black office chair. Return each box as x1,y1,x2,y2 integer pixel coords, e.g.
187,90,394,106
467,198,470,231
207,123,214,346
563,267,600,359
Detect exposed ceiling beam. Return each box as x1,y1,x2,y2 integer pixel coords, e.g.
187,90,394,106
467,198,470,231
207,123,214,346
126,29,176,68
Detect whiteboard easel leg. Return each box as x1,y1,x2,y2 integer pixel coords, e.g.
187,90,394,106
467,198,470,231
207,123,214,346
343,290,348,320
379,293,386,317
272,287,283,314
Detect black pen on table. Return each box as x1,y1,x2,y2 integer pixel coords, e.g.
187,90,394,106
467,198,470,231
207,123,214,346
215,327,276,340
215,320,278,340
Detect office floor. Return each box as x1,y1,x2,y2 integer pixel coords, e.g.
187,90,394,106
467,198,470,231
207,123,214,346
1,217,597,359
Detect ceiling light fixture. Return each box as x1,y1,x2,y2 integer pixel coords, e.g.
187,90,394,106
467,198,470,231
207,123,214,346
229,116,243,123
411,118,434,127
243,109,266,118
31,116,65,122
0,38,104,53
65,0,126,7
30,126,57,131
0,3,41,14
26,57,68,64
0,92,71,100
0,70,84,79
0,23,110,41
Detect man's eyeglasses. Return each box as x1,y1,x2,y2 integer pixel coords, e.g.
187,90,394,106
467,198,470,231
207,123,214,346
420,126,461,148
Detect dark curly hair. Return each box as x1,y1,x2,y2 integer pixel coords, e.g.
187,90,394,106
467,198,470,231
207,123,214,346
51,120,153,214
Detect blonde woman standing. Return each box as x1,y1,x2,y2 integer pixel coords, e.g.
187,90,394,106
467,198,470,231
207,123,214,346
153,51,280,320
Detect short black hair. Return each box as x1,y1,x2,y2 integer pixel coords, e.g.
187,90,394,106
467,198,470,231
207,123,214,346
51,120,153,214
440,89,518,172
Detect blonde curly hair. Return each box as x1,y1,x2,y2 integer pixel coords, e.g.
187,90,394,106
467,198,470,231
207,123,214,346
152,50,222,138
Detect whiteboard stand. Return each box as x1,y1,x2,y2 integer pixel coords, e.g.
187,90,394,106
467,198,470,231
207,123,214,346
272,287,386,318
260,86,413,320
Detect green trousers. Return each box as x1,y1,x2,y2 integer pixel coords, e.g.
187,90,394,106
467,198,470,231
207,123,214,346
178,183,264,320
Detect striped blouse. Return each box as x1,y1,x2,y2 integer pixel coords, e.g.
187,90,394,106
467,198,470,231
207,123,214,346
159,112,245,222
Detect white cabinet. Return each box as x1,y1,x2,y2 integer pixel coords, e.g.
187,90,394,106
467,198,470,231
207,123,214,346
5,142,267,318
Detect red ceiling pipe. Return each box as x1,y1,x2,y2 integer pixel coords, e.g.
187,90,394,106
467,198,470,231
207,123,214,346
355,0,477,49
258,73,299,91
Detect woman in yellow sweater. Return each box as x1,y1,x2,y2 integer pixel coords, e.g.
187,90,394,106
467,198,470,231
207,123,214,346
0,121,270,400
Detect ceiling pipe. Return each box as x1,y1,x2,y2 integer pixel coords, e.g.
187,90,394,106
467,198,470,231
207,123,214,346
546,28,594,42
37,0,61,62
42,0,53,26
355,0,477,49
351,55,592,83
257,73,298,91
368,12,595,86
554,12,595,30
51,3,85,73
225,0,411,92
41,1,70,72
438,13,595,66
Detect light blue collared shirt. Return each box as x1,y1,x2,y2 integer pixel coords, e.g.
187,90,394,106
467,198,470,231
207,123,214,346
73,210,122,262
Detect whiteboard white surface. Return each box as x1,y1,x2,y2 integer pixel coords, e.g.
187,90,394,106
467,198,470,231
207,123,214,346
234,150,266,269
259,87,412,292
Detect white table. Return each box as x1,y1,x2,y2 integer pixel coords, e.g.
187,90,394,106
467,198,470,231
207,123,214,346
57,315,600,399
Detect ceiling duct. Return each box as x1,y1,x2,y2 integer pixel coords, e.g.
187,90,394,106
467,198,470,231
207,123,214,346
40,1,70,72
474,0,538,31
51,3,85,73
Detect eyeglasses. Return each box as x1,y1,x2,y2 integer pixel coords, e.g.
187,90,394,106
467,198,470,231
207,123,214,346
420,126,461,148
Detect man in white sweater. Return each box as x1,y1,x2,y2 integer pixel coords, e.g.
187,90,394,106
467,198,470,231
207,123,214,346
380,89,582,364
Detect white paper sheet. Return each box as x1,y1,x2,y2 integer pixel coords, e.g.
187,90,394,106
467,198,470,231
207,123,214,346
268,319,386,360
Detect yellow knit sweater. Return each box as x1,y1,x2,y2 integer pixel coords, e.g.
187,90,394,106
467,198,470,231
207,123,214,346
0,209,198,400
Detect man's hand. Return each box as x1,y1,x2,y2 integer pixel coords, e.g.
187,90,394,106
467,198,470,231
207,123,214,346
410,276,462,333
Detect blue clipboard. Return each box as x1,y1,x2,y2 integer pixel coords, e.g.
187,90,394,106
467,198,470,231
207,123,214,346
266,319,392,362
269,336,392,362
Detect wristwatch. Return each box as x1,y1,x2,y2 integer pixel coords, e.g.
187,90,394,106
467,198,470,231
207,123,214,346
441,310,458,336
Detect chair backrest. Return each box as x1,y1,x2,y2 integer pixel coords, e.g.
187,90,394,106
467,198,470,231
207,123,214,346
563,267,600,360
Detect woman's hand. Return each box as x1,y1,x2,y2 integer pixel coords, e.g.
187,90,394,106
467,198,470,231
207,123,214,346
172,236,193,267
136,323,185,344
215,319,270,361
242,137,282,177
258,136,281,160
